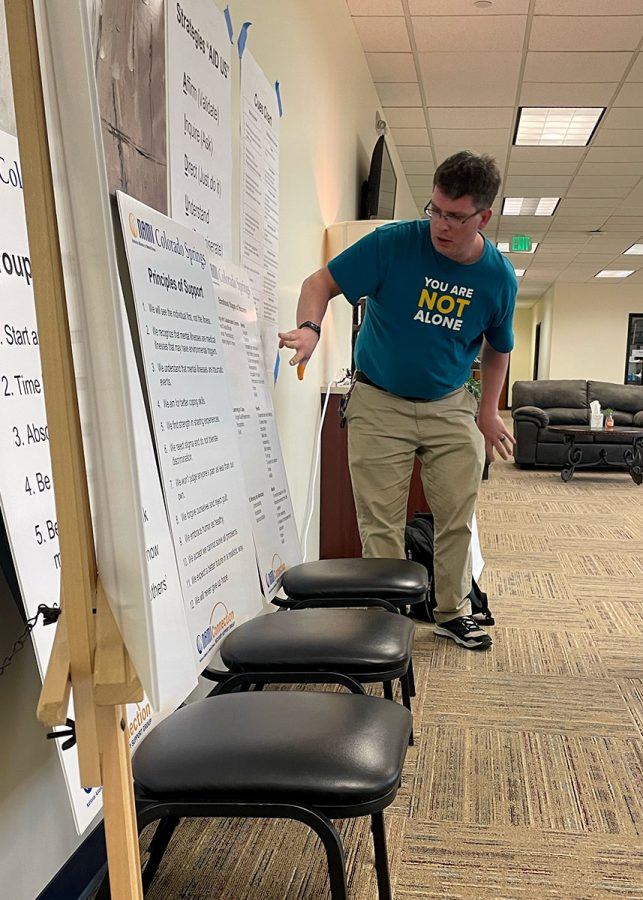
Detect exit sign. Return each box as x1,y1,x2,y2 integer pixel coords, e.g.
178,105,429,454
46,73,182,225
511,235,532,252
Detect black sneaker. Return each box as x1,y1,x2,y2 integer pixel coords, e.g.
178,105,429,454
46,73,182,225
434,616,492,650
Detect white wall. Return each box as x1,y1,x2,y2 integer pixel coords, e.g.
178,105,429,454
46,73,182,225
548,283,641,382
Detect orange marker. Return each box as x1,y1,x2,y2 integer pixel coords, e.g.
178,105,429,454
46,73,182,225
297,363,305,381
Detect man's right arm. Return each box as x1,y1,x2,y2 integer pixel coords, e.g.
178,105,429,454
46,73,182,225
278,266,342,371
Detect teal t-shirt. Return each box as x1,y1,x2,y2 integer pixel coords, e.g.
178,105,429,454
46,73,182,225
327,219,517,400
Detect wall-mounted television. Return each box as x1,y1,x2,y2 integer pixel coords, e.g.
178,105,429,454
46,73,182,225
360,135,397,220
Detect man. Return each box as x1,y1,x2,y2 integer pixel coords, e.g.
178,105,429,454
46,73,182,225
278,151,517,650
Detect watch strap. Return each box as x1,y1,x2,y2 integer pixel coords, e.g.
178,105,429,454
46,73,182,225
298,320,321,336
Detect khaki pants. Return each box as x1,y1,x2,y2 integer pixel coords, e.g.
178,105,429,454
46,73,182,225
345,381,485,624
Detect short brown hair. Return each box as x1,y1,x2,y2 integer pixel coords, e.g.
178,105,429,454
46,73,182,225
433,150,501,209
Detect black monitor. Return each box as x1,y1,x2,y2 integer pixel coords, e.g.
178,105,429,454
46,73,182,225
360,135,397,220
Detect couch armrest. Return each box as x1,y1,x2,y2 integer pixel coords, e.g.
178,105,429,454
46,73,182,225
634,411,643,428
512,405,549,427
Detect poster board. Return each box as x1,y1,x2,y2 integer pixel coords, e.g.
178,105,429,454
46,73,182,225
211,260,302,595
0,127,195,832
30,1,199,715
116,191,263,666
166,0,232,260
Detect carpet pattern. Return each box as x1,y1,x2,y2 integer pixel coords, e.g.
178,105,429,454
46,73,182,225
137,458,643,899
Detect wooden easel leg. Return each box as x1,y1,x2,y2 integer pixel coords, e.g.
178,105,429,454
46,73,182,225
97,705,144,899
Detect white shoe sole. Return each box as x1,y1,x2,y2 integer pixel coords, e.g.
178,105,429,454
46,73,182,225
433,625,492,650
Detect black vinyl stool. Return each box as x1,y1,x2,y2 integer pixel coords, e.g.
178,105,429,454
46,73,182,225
205,608,415,728
277,558,429,697
280,558,428,612
97,682,412,899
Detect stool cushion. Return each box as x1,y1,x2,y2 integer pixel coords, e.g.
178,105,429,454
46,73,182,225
133,693,412,811
282,558,428,605
219,609,415,674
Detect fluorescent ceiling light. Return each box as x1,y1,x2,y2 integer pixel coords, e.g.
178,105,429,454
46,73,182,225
624,243,643,255
502,197,560,216
514,268,525,277
514,107,604,146
595,269,634,278
496,241,539,254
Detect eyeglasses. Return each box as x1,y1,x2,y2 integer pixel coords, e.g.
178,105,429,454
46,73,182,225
424,201,485,228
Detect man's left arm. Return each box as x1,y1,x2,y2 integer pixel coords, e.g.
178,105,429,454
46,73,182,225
476,339,515,461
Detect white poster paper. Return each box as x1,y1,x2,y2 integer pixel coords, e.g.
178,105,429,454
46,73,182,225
211,260,301,595
117,192,263,667
167,0,232,259
240,50,279,328
0,130,196,833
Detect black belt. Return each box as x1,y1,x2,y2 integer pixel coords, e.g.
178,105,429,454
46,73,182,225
354,370,433,403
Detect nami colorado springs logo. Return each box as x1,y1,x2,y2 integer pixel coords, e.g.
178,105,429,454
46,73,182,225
127,210,207,272
265,553,286,589
196,601,236,658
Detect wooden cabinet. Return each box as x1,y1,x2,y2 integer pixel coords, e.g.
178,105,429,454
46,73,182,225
319,391,430,559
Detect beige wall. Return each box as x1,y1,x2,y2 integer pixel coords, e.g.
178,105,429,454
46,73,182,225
548,283,641,383
507,307,533,404
529,287,554,380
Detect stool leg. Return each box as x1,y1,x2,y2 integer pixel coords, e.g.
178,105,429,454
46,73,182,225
299,808,348,900
370,811,393,900
383,680,394,701
400,675,414,746
142,816,180,891
407,658,416,697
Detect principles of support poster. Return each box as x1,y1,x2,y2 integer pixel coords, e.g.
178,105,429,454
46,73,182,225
240,50,279,327
117,192,263,667
0,129,196,833
211,260,301,595
167,0,232,259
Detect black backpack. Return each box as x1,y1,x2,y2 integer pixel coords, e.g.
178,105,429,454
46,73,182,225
404,512,494,625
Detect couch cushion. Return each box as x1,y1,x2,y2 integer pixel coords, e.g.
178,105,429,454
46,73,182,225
546,407,588,425
587,381,643,415
512,379,587,411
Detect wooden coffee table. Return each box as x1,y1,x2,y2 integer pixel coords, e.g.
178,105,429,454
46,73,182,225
548,425,643,484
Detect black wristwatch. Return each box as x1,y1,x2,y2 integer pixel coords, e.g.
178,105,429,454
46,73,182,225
298,320,321,336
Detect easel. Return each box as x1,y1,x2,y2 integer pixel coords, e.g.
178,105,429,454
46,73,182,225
6,2,145,896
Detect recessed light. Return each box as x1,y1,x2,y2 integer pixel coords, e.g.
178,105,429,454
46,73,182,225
595,269,634,278
514,107,605,146
624,243,643,255
514,268,525,277
502,198,560,216
497,241,539,254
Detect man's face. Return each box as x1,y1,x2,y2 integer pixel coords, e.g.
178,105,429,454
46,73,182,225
428,186,492,262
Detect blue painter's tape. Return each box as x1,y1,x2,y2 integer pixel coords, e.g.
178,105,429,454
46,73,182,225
237,21,252,58
223,6,234,43
273,351,280,385
275,81,283,117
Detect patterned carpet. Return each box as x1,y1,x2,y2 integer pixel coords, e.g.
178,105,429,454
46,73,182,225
137,457,643,899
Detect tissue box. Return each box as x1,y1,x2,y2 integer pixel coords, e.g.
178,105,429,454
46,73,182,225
590,413,604,429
